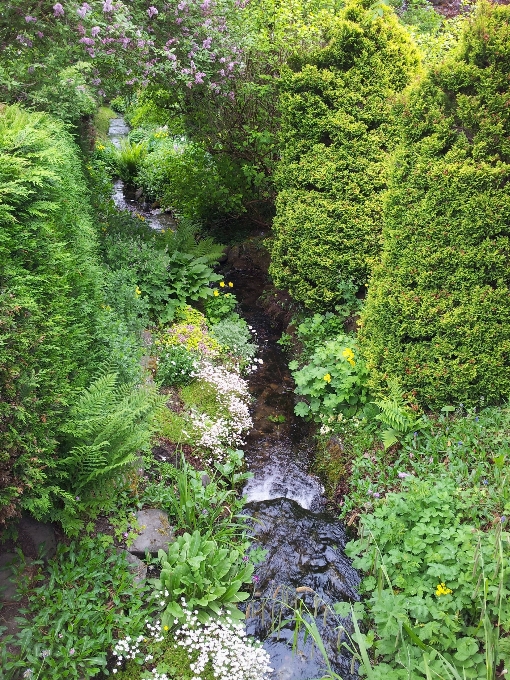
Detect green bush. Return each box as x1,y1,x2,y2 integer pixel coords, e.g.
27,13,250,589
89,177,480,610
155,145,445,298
290,334,369,420
211,318,257,365
360,2,510,408
269,0,420,310
0,105,105,525
137,138,243,219
346,477,510,678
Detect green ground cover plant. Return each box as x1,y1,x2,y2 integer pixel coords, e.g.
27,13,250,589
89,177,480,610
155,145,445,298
3,537,152,680
360,1,510,408
345,478,510,678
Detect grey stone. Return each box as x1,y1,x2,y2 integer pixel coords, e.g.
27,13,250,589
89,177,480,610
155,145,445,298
117,549,147,585
201,473,211,487
18,516,56,560
135,187,143,200
0,553,20,603
129,509,174,556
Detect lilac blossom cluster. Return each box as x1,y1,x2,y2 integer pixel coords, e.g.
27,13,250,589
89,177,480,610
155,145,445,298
8,0,247,97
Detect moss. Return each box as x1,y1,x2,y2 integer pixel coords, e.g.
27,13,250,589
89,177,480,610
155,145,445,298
154,409,191,444
115,639,215,680
180,380,221,421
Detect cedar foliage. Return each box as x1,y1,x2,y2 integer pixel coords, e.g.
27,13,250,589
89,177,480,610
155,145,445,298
360,2,510,407
0,105,104,523
268,0,420,310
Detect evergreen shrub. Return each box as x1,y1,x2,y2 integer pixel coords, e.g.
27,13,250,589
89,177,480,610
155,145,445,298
0,105,104,524
269,0,419,310
360,2,510,407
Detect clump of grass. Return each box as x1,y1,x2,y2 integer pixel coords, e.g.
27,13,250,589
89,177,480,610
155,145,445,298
94,106,116,141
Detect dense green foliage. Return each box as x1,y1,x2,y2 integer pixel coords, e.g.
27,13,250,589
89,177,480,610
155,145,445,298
269,0,420,310
3,538,152,679
0,105,104,524
346,478,510,678
360,2,510,408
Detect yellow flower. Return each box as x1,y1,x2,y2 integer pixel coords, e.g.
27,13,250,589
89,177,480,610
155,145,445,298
435,582,452,597
342,348,355,361
163,625,169,631
348,358,356,367
135,286,142,296
228,282,233,288
219,281,225,288
214,290,219,297
96,144,105,151
323,373,331,383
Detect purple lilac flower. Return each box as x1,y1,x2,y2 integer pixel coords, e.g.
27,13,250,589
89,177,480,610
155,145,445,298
53,3,64,17
147,6,158,17
103,0,113,12
25,15,37,22
91,26,100,37
80,37,95,45
398,472,410,479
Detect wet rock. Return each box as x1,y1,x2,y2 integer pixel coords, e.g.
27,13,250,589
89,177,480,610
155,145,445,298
117,549,147,584
17,516,56,560
135,187,143,200
129,509,174,556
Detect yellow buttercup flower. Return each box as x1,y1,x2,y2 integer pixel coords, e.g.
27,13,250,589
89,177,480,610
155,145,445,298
435,582,452,597
163,625,169,631
220,281,225,287
228,282,233,288
135,286,142,296
323,373,331,383
213,290,219,297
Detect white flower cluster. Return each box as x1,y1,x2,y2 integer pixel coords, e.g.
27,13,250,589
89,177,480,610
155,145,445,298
198,362,250,398
175,608,273,680
190,361,253,462
111,620,164,673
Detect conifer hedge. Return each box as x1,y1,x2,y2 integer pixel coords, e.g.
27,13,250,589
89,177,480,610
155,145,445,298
269,0,419,310
0,105,104,523
360,2,510,407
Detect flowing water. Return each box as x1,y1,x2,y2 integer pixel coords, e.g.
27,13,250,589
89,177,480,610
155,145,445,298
108,118,360,680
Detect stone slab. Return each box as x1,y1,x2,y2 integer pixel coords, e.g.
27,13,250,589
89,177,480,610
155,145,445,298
0,553,19,603
18,517,56,560
129,509,174,556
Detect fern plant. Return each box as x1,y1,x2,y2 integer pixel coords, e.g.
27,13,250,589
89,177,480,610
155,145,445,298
159,219,224,265
58,373,165,505
373,380,429,449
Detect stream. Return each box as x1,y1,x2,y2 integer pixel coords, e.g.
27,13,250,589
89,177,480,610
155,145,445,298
108,118,360,680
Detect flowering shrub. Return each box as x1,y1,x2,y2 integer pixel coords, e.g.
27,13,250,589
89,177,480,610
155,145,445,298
289,335,369,421
203,283,237,324
154,530,254,625
154,307,220,357
174,607,273,680
188,361,252,461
